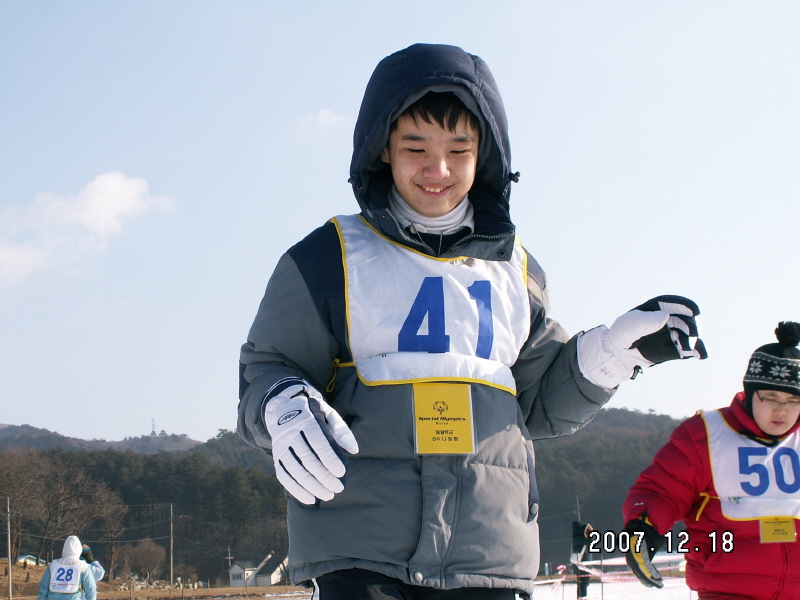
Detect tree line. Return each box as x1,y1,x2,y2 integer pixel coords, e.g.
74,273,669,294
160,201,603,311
1,408,686,581
0,435,287,584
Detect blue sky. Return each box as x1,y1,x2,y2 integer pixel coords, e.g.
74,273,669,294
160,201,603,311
1,1,798,442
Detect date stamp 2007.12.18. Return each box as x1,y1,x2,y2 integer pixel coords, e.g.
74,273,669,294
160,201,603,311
587,529,734,555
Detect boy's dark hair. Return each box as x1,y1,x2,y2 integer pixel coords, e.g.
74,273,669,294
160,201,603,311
391,92,480,134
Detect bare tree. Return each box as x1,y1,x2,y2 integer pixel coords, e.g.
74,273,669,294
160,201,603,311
0,450,50,560
95,488,128,579
115,544,132,580
128,539,166,583
33,466,98,563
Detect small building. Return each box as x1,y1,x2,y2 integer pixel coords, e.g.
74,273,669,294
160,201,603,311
228,552,287,587
17,555,47,566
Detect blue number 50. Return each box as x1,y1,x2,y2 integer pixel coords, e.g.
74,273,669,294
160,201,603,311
739,446,800,495
739,447,769,496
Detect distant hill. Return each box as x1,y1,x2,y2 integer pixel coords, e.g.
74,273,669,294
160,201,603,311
191,428,274,471
1,408,688,569
0,422,272,469
0,423,202,453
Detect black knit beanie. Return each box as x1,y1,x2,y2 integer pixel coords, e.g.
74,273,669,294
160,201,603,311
743,322,800,415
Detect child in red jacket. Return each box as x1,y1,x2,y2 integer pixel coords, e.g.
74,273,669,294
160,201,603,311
623,322,800,600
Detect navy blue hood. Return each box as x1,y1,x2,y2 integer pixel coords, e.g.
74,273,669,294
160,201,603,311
349,44,518,243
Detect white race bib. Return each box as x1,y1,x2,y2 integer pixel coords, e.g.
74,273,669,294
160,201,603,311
49,560,83,594
333,215,530,393
704,409,800,521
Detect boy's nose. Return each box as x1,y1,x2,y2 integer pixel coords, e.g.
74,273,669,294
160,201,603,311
423,156,449,179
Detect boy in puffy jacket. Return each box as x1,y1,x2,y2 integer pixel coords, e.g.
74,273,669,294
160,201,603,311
623,322,800,600
238,43,707,599
38,536,96,600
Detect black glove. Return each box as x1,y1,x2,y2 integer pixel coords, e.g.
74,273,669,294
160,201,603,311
578,295,708,389
80,544,94,563
629,295,707,364
623,517,667,589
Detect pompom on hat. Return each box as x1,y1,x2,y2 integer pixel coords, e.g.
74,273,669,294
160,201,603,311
743,322,800,409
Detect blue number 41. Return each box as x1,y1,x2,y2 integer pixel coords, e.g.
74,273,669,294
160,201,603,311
397,277,493,359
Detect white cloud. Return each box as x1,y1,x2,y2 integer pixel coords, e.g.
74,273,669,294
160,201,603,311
297,109,351,138
0,172,172,283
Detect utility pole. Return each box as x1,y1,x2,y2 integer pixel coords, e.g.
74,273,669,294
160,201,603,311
170,504,174,588
226,547,233,568
6,497,12,600
575,495,581,522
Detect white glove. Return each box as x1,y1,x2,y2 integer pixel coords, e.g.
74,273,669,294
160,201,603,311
264,380,359,505
578,295,707,389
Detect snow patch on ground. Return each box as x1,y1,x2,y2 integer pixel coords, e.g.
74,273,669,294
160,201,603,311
250,578,697,599
539,578,695,599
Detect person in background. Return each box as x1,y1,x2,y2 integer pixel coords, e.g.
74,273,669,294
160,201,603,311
238,42,707,600
79,544,104,600
622,322,800,600
570,521,594,600
38,536,96,600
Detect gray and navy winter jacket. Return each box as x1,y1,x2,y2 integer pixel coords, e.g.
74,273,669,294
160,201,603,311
238,43,613,594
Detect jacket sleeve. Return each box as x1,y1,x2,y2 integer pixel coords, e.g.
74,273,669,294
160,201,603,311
80,565,97,600
622,415,708,534
38,567,50,600
513,251,614,440
88,562,105,582
238,251,341,453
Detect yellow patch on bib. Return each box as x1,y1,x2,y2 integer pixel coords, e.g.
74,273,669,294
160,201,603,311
759,517,797,543
413,383,475,454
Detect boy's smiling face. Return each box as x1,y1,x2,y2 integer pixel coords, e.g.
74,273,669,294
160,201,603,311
380,114,479,218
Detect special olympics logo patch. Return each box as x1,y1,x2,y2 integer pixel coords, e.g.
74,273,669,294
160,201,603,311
433,401,448,415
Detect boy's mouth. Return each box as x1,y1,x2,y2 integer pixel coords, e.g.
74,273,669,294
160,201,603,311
420,185,450,194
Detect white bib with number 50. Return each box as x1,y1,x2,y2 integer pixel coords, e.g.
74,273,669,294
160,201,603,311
704,409,800,520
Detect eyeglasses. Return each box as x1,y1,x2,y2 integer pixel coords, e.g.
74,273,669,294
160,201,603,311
756,390,800,410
